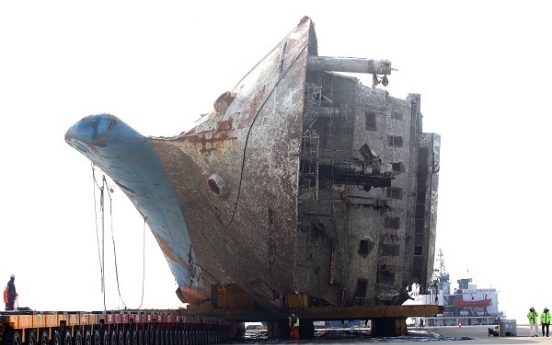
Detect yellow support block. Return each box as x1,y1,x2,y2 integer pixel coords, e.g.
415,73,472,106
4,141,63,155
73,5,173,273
285,294,308,309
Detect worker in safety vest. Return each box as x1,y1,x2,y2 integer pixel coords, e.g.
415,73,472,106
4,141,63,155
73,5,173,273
288,313,300,339
541,307,551,337
528,307,539,337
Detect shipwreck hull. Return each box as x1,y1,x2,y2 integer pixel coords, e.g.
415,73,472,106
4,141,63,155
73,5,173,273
66,16,440,315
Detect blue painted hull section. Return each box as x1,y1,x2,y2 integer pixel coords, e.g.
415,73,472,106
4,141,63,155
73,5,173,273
65,114,201,291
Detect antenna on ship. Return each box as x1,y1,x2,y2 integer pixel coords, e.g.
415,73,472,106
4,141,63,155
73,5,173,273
434,249,449,282
437,249,446,277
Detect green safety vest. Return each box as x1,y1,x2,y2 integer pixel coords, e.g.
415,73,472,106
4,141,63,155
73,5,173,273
288,315,300,327
541,311,551,324
528,311,539,324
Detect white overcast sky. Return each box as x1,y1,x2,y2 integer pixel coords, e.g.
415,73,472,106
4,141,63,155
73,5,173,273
1,1,550,323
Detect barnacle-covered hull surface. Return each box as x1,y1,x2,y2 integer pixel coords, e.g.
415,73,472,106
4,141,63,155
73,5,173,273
65,16,440,316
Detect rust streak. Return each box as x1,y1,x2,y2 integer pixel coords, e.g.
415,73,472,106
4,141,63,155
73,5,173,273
235,86,267,128
180,118,237,154
178,286,210,304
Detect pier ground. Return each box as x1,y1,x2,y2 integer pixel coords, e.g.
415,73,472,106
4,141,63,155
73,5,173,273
415,324,548,342
241,324,547,344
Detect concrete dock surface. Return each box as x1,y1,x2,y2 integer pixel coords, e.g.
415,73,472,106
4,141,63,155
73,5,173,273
242,325,549,344
410,324,550,343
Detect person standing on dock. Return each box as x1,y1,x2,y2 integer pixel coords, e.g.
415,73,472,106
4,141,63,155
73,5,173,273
528,307,539,337
541,307,551,337
288,313,300,339
5,275,17,311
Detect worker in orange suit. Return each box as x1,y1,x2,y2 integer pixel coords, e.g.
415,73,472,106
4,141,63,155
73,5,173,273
288,313,300,339
5,275,17,311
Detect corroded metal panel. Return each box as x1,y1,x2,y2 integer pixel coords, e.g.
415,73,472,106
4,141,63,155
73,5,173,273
148,17,313,312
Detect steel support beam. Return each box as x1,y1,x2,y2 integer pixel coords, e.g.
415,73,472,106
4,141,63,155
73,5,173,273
178,304,443,322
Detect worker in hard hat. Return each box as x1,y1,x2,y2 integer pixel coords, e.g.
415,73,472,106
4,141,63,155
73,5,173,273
541,307,551,337
288,313,300,339
5,275,17,311
528,307,539,337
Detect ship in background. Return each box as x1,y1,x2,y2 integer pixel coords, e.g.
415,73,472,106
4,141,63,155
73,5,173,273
410,250,504,326
65,16,440,330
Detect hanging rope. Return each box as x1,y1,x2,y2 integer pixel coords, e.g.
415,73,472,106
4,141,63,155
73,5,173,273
92,164,128,310
92,163,107,311
136,217,147,309
104,175,127,310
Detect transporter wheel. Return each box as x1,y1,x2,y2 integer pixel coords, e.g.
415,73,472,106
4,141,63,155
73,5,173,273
101,331,109,345
179,330,185,345
4,331,22,345
143,331,149,345
52,331,62,345
74,330,83,345
174,330,180,345
117,330,124,345
168,330,174,345
110,331,117,345
183,331,189,345
124,330,131,345
26,331,37,345
39,330,49,345
84,330,92,345
62,331,71,345
92,330,101,345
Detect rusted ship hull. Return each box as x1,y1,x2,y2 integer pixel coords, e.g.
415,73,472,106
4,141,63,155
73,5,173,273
66,17,440,316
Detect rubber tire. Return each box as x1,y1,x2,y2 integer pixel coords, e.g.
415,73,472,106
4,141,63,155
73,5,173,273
4,331,22,345
84,330,92,345
168,330,174,345
124,330,131,345
110,331,117,345
131,331,137,345
101,332,109,345
62,331,72,345
74,331,83,345
52,331,62,345
118,330,124,345
26,331,37,345
92,330,101,345
39,331,48,345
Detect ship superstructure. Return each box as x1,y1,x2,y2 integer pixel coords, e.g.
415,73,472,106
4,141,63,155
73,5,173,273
411,250,503,326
